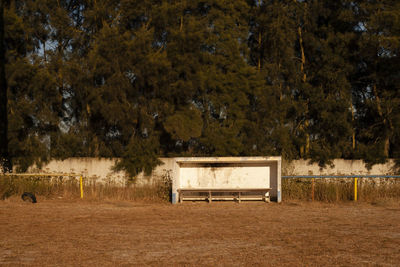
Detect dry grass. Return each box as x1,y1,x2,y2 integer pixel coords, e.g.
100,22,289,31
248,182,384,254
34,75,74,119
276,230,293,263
0,174,172,202
282,178,400,202
0,199,399,266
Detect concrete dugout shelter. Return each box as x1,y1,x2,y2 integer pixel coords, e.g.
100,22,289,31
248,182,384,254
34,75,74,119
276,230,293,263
171,157,281,203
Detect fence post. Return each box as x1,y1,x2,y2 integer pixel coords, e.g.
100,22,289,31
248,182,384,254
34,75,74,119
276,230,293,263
80,175,84,199
354,177,357,202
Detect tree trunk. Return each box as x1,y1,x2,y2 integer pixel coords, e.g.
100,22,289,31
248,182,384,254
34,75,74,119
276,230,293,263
384,136,390,158
298,24,309,156
258,31,261,71
351,103,355,151
298,26,307,83
257,0,262,72
372,84,391,158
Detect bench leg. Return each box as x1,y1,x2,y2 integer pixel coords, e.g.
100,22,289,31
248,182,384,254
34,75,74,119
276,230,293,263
238,192,241,203
208,191,212,203
264,192,270,203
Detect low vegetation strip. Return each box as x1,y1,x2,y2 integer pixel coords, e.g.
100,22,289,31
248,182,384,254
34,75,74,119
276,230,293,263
1,174,400,203
283,178,400,202
0,174,172,202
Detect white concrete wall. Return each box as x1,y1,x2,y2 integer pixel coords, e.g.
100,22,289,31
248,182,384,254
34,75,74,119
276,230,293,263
28,157,397,185
28,157,176,186
283,159,397,176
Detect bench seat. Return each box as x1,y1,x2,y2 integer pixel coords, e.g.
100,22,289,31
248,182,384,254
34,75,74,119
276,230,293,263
177,188,271,203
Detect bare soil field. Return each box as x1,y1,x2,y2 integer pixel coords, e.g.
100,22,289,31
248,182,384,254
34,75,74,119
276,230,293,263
1,198,399,266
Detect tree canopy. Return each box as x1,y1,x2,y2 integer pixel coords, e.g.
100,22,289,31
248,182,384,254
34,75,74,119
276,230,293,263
1,0,400,175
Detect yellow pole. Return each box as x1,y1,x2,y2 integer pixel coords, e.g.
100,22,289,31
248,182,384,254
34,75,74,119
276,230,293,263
354,177,357,201
80,175,84,199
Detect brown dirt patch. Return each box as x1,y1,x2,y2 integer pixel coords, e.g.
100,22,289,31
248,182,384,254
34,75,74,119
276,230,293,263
1,198,399,266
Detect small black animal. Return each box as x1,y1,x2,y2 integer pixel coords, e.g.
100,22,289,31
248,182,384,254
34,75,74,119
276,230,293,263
21,192,37,203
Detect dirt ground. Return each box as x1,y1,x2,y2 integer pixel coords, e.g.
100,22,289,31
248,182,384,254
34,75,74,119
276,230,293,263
0,198,399,266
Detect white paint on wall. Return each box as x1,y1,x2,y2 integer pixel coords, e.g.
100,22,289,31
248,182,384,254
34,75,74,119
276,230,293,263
179,165,270,189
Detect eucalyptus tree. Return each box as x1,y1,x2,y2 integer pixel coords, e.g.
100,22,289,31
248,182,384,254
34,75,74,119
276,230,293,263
188,0,265,157
295,0,356,166
351,0,400,165
248,0,300,159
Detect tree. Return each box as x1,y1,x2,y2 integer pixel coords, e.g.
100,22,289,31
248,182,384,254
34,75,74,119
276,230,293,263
290,0,356,166
4,0,63,171
248,0,300,159
188,0,263,157
1,0,399,175
352,0,400,166
0,0,11,172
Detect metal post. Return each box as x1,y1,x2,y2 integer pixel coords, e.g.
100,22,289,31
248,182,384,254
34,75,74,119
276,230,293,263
80,175,84,199
354,177,357,202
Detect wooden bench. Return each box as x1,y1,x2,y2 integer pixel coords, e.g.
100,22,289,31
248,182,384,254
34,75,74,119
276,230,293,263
177,188,271,203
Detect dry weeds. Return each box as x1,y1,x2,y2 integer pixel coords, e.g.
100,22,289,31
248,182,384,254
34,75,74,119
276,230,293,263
282,178,400,202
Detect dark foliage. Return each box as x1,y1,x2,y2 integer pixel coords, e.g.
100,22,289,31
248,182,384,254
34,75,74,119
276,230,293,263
1,0,399,176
